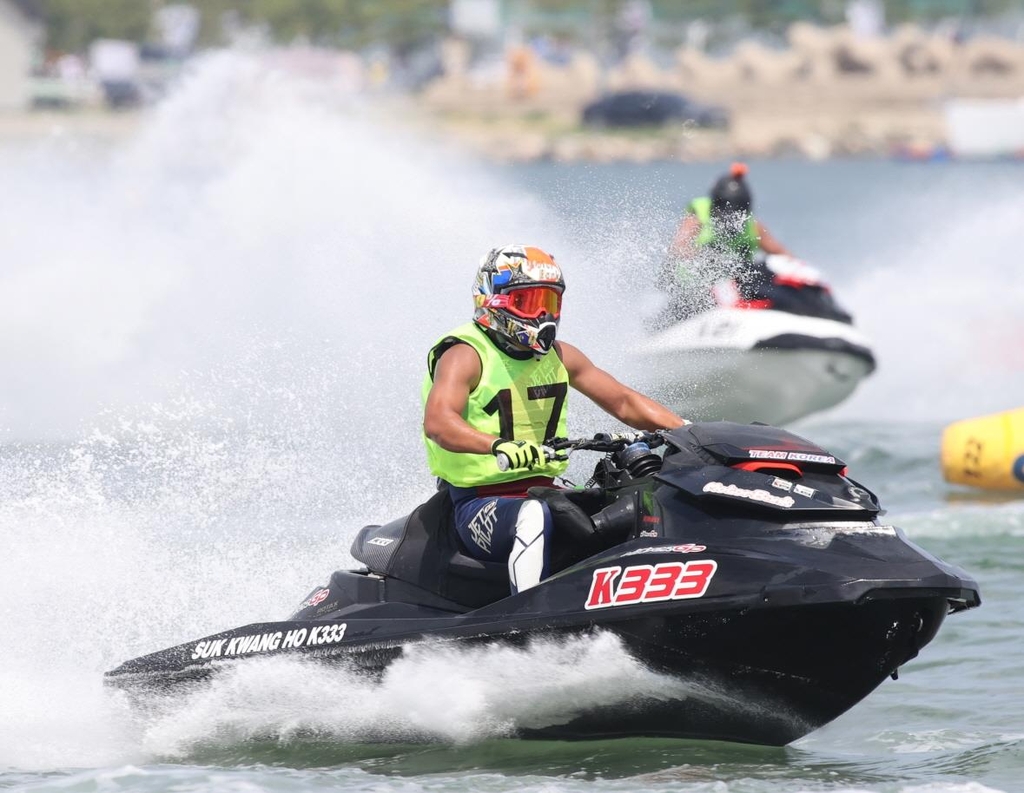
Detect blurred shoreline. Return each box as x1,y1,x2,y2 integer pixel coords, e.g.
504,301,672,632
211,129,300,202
0,100,953,163
7,16,1024,164
426,104,945,163
416,22,1024,163
0,108,141,146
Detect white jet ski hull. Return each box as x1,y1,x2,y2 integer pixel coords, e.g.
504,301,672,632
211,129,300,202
639,308,876,425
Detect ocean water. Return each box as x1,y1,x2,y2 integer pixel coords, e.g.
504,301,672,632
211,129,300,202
1,52,1023,793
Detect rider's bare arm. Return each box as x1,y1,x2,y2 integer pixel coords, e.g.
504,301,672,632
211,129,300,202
557,342,686,431
669,214,701,259
423,344,498,454
756,221,790,255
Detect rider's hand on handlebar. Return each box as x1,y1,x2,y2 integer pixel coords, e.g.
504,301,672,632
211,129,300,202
491,438,544,472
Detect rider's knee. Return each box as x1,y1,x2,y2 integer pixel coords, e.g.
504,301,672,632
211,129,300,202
514,499,549,544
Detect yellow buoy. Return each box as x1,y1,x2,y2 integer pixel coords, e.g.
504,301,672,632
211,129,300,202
941,407,1024,491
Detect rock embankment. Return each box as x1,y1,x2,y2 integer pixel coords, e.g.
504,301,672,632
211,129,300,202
420,22,1024,161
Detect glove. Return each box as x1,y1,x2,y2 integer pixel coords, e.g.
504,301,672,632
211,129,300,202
491,438,543,472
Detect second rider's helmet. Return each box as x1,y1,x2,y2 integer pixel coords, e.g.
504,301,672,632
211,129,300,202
710,161,753,216
473,245,565,356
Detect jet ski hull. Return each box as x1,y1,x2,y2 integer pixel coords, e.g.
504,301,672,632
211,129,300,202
575,593,952,745
106,585,963,746
646,347,875,425
640,309,876,425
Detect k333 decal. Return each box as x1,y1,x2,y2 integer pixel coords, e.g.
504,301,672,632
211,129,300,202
584,560,718,610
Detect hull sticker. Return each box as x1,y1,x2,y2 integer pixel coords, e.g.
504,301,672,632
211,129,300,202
190,623,348,661
622,543,707,557
585,560,718,610
299,588,331,609
749,449,836,464
703,481,795,507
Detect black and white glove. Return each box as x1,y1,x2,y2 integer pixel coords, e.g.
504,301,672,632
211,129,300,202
491,438,543,472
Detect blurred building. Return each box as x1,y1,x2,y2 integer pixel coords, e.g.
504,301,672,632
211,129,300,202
0,0,41,110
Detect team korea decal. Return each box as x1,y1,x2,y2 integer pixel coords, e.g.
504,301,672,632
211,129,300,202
190,623,348,661
585,560,718,610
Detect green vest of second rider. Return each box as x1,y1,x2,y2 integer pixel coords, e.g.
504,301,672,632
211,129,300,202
688,196,761,258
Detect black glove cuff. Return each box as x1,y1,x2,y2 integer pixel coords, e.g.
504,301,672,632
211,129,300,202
490,438,507,455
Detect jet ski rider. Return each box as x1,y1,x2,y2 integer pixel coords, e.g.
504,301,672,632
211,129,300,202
660,162,792,312
423,244,686,595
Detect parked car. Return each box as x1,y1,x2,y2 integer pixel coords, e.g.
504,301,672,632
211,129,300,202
582,90,729,129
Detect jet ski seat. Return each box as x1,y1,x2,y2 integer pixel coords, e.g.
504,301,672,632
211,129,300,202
351,488,512,608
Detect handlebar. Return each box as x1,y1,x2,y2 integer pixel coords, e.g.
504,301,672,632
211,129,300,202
495,430,665,471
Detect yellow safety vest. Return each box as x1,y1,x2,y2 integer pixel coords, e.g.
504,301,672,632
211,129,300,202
422,322,570,487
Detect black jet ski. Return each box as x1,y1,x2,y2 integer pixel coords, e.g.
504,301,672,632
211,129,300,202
105,422,980,746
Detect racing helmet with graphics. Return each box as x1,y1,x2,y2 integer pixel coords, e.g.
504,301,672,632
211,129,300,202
473,245,565,356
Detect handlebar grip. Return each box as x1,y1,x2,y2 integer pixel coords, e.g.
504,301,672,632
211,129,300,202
594,431,643,444
495,447,557,472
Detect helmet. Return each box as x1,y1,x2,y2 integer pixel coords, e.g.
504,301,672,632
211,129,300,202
473,245,565,356
710,161,752,215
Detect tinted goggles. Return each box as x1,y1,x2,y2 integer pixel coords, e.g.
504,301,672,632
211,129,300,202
486,286,563,319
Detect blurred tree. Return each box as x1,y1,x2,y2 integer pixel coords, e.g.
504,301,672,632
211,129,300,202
30,0,155,53
191,1,236,46
24,0,1024,55
199,0,448,49
336,0,449,51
